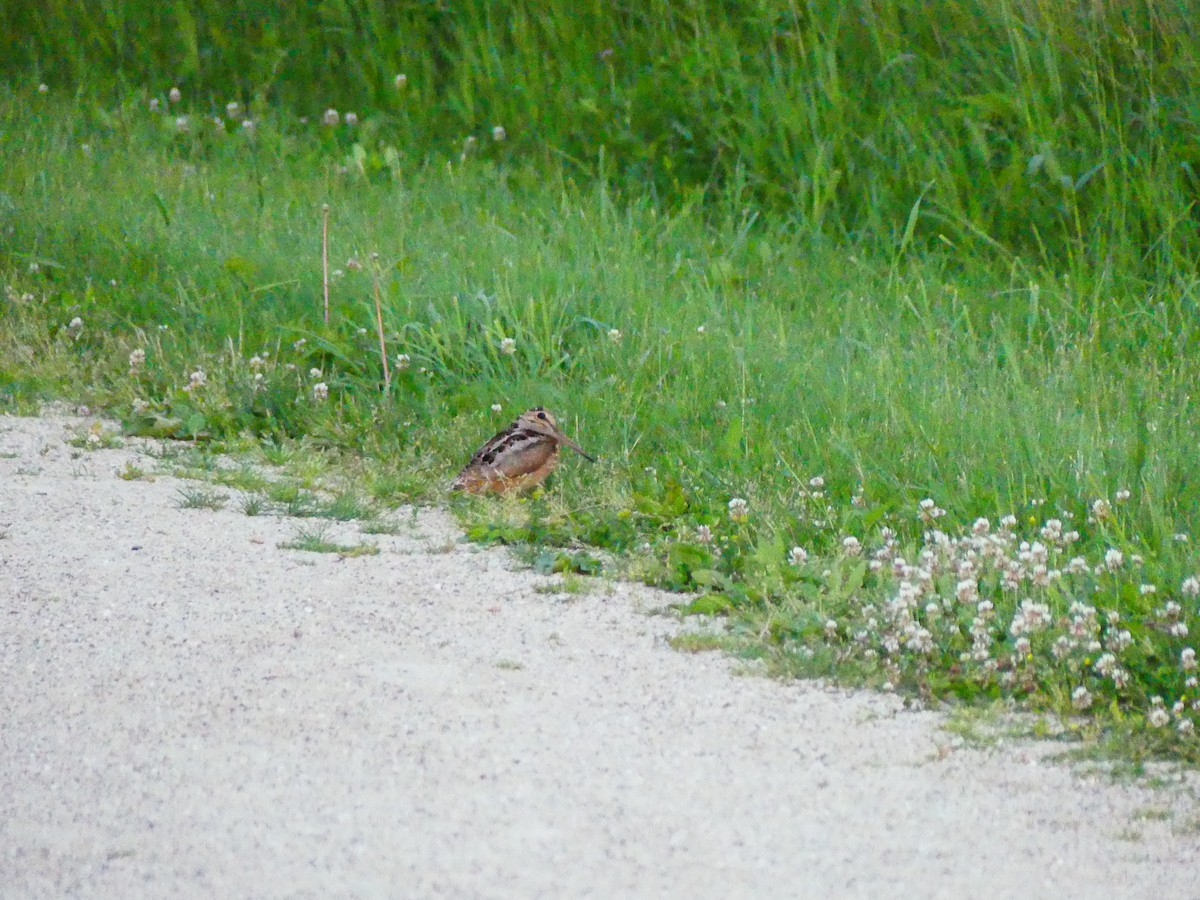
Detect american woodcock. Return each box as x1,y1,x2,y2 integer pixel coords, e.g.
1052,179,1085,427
450,407,594,494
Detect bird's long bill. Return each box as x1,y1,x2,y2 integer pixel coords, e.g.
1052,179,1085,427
554,429,595,462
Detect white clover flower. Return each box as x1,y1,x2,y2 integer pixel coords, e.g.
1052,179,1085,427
1014,636,1031,657
312,382,329,401
1147,699,1170,728
492,125,507,142
1174,533,1190,543
128,348,146,370
607,328,622,343
183,368,206,392
242,119,255,132
809,475,825,489
1179,719,1195,736
788,545,808,566
1182,577,1200,598
824,619,838,637
1115,489,1131,502
1010,599,1051,636
696,525,713,545
149,97,160,112
1170,622,1190,638
169,86,182,103
1065,556,1089,575
67,316,83,330
1094,653,1117,676
309,367,322,378
1052,635,1074,659
907,625,934,654
842,536,861,556
955,579,978,604
917,498,945,521
38,83,49,94
226,101,240,118
1071,686,1092,710
971,517,990,536
1182,648,1197,671
1000,514,1017,530
344,112,359,127
322,108,340,126
1091,498,1113,522
727,497,749,521
395,353,411,370
394,73,408,90
293,338,307,349
1139,583,1157,595
499,337,517,355
175,115,189,132
1103,548,1123,571
490,403,502,413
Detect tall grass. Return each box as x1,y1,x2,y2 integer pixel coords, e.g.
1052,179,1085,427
5,1,1199,277
3,91,1198,532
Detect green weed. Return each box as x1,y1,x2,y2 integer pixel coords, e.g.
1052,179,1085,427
279,524,379,557
175,486,228,510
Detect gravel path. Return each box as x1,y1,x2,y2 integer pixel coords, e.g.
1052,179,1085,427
1,413,1198,899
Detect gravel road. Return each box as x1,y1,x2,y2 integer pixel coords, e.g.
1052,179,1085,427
1,413,1197,898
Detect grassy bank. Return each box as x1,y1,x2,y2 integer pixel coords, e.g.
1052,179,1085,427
3,84,1199,760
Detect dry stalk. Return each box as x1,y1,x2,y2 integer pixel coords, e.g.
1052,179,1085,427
370,253,391,393
321,203,330,324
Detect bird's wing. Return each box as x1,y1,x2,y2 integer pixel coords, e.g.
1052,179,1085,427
451,425,555,489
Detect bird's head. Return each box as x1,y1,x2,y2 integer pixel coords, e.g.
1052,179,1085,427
516,408,595,461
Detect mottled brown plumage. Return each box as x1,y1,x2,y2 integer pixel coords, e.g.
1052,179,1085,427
450,407,594,494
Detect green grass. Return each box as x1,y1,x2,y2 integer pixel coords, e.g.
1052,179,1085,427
279,524,379,557
1,64,1198,762
175,485,228,511
5,1,1199,280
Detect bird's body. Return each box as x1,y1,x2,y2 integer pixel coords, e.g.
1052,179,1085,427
451,407,593,495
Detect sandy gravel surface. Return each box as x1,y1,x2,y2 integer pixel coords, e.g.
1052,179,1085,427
1,412,1198,899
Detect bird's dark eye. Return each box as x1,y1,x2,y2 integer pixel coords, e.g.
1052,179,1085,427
537,412,547,420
